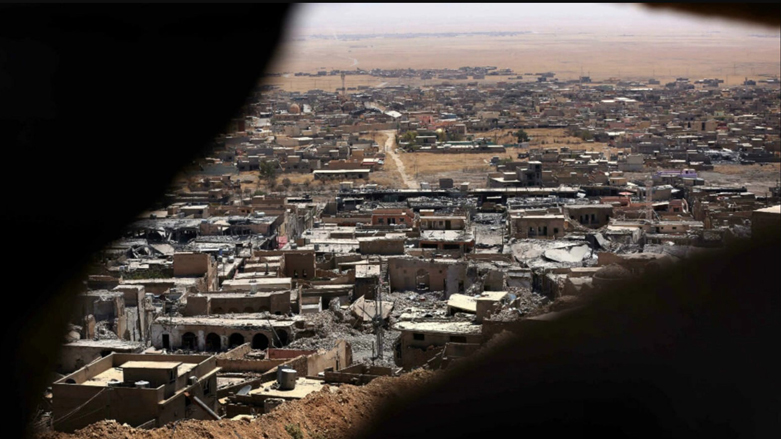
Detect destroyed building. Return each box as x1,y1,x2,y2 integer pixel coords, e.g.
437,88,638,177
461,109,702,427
150,316,297,351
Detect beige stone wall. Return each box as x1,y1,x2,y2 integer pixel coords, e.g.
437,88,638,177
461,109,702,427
282,252,316,279
512,217,566,239
183,295,210,316
209,291,290,315
388,258,469,297
173,253,210,277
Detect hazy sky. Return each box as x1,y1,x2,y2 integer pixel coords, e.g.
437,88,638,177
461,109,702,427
286,3,768,37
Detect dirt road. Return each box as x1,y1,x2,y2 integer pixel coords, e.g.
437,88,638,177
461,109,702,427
380,130,415,188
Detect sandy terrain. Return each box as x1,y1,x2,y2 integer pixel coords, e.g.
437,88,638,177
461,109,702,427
265,31,780,92
398,150,517,188
525,128,614,153
234,132,407,193
377,130,413,188
702,163,780,196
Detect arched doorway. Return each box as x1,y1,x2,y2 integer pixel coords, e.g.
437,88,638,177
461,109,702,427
228,308,239,314
212,307,224,314
243,306,254,313
182,332,197,350
205,333,221,351
228,333,245,348
252,333,269,350
275,330,288,347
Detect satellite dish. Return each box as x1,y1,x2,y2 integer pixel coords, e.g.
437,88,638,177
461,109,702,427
237,385,252,396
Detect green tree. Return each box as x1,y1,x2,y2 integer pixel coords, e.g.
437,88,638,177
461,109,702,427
401,131,418,143
259,160,278,188
515,129,530,142
282,177,292,189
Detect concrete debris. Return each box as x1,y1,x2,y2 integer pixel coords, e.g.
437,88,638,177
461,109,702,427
350,295,394,322
543,244,592,263
94,321,119,340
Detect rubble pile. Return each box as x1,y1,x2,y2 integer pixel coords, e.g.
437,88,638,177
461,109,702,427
94,321,118,340
290,304,398,367
508,288,550,316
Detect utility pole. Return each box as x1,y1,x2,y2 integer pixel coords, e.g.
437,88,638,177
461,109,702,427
372,279,384,361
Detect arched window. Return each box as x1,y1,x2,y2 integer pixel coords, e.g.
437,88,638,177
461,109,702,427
275,330,289,347
205,333,221,351
228,333,245,348
182,332,197,350
252,333,269,350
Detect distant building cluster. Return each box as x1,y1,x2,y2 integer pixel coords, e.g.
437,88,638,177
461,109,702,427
45,68,780,433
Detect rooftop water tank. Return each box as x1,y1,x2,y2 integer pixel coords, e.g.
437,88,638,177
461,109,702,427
277,367,297,390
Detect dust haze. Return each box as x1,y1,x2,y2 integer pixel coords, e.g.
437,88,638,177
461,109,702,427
269,3,780,87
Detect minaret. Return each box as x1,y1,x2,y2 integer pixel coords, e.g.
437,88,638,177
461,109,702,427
646,180,654,221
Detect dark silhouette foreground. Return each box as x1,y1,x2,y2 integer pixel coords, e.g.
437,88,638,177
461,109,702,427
1,4,778,438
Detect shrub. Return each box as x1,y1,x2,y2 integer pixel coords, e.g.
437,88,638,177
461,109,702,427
285,424,303,439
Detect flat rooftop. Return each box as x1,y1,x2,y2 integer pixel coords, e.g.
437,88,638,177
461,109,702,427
447,294,477,313
476,291,509,302
517,215,565,220
80,290,122,298
204,291,289,299
81,362,196,387
122,278,199,285
222,277,292,286
122,360,182,370
755,205,780,214
154,316,295,328
420,230,474,242
62,340,142,349
565,204,614,210
249,377,333,400
393,321,482,335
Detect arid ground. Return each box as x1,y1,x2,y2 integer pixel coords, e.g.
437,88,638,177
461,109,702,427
264,30,780,92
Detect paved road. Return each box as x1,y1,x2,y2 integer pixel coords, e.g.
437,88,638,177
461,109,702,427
380,129,415,188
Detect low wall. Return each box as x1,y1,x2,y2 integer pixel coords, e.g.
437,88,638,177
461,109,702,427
465,253,514,263
217,343,252,360
216,358,286,373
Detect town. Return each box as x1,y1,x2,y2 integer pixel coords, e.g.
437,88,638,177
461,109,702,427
40,66,780,435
